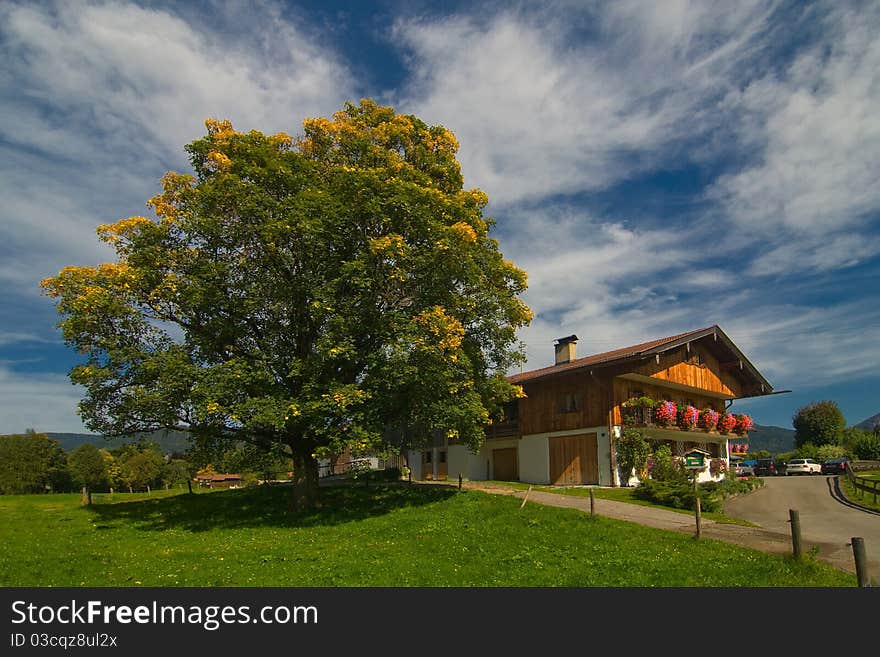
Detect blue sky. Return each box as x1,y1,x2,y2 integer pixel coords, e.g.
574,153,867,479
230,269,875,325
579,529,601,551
1,0,878,434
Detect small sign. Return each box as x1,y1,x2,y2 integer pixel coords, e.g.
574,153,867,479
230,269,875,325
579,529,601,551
684,449,708,470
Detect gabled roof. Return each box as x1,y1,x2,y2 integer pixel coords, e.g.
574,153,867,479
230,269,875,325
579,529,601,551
508,325,773,397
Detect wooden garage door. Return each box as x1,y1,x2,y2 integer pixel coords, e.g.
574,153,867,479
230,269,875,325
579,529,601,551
493,448,518,481
549,433,598,485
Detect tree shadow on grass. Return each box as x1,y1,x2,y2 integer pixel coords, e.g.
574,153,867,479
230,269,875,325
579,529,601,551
87,482,459,533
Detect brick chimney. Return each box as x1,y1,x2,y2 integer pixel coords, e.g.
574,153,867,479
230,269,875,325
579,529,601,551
554,334,579,365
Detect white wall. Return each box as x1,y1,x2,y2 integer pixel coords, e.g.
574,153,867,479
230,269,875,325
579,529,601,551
519,435,550,484
407,450,423,480
517,427,609,485
448,444,486,482
597,430,613,486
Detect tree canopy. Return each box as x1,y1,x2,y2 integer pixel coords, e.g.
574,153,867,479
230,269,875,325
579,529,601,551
792,400,845,449
0,431,69,494
42,99,532,509
67,443,110,492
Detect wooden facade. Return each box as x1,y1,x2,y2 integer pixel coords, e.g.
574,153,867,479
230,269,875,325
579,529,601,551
507,329,764,439
415,325,773,486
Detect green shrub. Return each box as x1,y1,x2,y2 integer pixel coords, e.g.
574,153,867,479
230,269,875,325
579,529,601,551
616,428,650,486
649,444,688,483
633,479,722,513
854,433,880,460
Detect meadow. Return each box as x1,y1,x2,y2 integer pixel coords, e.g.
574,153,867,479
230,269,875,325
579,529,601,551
0,484,854,587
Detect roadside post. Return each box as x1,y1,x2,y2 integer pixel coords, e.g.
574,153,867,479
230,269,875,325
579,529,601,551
684,449,709,539
789,509,802,560
851,537,871,587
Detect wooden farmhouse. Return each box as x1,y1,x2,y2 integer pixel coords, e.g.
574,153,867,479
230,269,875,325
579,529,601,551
408,325,774,486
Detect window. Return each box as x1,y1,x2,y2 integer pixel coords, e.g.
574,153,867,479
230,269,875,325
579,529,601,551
439,451,447,464
686,349,706,367
424,451,432,464
558,392,582,414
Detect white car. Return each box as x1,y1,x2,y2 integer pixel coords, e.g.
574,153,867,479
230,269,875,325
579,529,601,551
733,461,754,477
785,458,822,475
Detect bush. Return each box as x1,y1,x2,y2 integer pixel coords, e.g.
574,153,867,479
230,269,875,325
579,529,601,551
373,467,402,482
815,444,850,460
854,433,880,461
649,444,688,484
634,473,764,513
616,428,650,486
633,479,721,513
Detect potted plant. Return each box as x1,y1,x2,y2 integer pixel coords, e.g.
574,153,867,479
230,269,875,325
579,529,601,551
621,396,654,425
698,408,719,431
654,400,677,427
734,414,754,435
677,404,699,430
718,412,737,434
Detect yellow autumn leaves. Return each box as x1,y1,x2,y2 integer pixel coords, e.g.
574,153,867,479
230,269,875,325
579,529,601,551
414,305,465,353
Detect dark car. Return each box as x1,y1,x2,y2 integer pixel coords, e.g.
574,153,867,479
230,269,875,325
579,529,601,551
753,458,779,476
821,457,850,475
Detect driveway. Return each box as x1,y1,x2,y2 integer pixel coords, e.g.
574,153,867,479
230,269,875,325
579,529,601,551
723,475,880,578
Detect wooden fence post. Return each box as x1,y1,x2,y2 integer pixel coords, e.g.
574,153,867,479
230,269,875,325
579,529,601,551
187,479,193,495
458,473,462,490
789,509,802,560
851,537,870,587
81,486,89,506
695,496,702,539
520,486,532,509
589,488,595,517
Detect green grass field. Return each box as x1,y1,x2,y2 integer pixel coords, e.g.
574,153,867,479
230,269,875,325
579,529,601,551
0,484,854,587
841,471,880,512
479,480,757,525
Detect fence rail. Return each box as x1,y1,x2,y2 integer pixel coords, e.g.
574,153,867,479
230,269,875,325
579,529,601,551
844,463,879,505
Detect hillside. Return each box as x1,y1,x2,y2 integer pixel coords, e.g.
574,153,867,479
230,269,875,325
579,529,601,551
854,413,880,433
747,424,795,455
45,429,192,454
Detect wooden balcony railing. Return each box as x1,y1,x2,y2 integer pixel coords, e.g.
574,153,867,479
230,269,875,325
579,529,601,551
485,420,520,440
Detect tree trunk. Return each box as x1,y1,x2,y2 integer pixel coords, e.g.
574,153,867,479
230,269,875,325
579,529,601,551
290,448,320,512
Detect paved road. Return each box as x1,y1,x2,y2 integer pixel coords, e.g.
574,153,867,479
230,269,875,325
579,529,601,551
724,474,880,578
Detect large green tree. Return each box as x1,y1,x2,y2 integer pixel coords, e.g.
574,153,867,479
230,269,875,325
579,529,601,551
42,100,532,509
0,431,69,494
792,400,845,448
67,443,110,503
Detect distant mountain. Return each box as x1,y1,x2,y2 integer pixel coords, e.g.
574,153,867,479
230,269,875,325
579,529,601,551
45,429,192,454
854,413,880,433
747,424,795,455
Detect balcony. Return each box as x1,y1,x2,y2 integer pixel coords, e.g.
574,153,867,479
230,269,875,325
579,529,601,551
620,399,752,440
485,419,520,440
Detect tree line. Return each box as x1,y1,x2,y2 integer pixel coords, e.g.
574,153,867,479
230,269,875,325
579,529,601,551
0,430,292,496
782,400,880,462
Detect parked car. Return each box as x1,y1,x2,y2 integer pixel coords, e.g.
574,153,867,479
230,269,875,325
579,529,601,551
734,461,755,477
753,458,779,476
820,457,850,475
785,458,822,475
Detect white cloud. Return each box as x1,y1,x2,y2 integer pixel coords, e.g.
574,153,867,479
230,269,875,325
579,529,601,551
711,3,880,264
0,0,356,297
0,367,89,434
394,2,774,204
